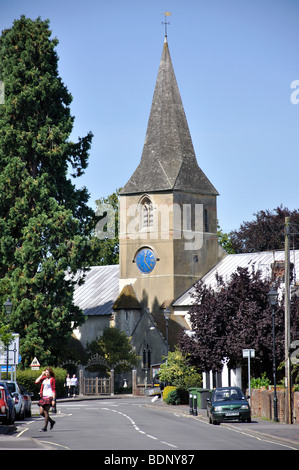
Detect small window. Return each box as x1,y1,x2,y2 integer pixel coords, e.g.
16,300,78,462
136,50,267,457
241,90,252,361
140,196,153,229
204,208,209,232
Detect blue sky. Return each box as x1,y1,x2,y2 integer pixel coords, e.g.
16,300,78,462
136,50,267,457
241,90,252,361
1,0,299,233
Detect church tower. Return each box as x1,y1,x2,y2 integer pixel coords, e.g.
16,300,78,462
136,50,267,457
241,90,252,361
119,37,220,318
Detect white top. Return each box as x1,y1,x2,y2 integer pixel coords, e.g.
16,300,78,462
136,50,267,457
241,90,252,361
70,377,78,386
42,378,53,397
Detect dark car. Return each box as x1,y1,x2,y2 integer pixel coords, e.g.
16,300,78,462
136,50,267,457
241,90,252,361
152,374,167,391
0,383,15,425
19,384,32,417
0,380,25,420
207,386,251,425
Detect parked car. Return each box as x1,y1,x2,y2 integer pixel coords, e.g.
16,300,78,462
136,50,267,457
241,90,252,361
0,380,25,420
206,386,251,425
19,384,32,417
0,383,15,425
152,374,167,391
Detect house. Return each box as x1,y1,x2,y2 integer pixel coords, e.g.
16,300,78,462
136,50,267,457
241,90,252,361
173,249,299,388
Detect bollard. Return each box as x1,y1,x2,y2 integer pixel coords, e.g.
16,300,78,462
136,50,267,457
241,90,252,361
193,394,198,416
189,392,193,415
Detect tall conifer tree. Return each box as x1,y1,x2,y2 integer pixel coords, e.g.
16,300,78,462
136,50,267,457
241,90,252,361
0,16,94,365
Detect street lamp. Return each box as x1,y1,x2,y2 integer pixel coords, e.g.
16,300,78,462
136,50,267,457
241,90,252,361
268,287,278,422
163,307,171,357
4,298,13,380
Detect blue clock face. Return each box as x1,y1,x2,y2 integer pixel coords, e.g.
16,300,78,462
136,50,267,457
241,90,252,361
136,248,156,273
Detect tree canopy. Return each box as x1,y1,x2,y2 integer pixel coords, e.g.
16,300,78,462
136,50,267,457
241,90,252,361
0,16,95,366
86,327,139,374
179,267,299,381
90,189,120,265
230,206,299,253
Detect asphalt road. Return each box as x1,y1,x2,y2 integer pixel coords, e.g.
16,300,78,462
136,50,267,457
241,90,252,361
1,397,298,452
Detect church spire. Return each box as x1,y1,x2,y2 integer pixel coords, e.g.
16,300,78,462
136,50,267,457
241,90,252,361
122,38,218,196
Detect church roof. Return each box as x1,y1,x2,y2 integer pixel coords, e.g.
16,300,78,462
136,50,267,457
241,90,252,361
173,250,299,307
121,38,218,196
73,265,119,316
113,284,141,310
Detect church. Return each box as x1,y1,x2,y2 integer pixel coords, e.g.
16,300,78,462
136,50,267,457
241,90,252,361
72,35,298,390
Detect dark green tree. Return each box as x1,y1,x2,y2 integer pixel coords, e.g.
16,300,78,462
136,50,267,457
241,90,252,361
86,327,139,374
0,16,95,366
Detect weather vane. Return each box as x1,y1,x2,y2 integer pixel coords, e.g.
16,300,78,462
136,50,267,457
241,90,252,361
162,11,171,38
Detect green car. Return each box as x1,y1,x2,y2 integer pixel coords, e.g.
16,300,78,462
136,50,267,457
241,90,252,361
207,387,251,425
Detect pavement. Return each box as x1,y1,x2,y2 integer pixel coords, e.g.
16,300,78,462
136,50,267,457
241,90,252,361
1,394,299,450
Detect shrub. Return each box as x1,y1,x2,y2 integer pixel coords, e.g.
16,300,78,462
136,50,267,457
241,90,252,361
159,348,202,390
16,367,67,399
251,372,271,389
164,388,189,405
162,385,176,401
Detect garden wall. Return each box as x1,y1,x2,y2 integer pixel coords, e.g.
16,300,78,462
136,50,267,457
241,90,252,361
250,388,299,424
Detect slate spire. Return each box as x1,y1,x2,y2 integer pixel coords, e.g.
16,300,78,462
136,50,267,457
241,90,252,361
121,38,218,196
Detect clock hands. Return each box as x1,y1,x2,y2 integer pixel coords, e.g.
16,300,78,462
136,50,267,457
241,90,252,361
144,253,151,270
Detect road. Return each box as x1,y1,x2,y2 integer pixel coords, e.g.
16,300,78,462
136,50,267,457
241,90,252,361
1,397,298,452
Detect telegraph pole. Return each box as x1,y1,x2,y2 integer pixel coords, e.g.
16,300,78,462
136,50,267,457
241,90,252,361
285,217,292,423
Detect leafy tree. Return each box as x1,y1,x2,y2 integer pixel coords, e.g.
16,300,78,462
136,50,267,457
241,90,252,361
90,189,120,265
230,206,299,253
86,327,139,373
179,267,299,381
158,348,202,389
217,224,235,254
0,16,95,366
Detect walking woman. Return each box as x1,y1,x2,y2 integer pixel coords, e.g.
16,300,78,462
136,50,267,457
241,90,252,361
35,367,56,432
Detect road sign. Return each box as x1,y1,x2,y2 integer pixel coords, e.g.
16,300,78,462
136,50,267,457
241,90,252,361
30,357,40,370
242,349,255,358
0,334,19,365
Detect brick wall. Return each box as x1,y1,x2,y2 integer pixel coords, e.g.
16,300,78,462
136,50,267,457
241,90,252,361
250,388,299,424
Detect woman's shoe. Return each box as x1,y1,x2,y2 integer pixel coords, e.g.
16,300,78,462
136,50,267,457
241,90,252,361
50,420,56,430
39,427,47,432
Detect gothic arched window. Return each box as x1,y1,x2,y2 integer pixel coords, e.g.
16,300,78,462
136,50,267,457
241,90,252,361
139,196,153,229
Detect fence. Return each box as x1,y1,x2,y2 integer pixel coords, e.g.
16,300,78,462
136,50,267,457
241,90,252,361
83,377,111,395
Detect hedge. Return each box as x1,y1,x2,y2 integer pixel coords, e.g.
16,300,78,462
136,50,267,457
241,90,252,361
16,367,68,399
164,388,189,405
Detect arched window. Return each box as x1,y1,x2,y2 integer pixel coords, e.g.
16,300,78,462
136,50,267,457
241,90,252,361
139,195,153,229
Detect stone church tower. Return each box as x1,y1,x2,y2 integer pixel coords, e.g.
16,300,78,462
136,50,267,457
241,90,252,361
119,37,220,323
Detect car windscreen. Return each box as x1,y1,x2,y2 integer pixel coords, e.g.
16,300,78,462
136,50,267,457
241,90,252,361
5,383,16,394
214,389,245,401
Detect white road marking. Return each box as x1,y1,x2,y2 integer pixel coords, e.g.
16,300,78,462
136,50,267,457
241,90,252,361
100,407,178,448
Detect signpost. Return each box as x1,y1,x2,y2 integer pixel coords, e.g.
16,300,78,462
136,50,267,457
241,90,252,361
243,349,255,404
0,334,19,380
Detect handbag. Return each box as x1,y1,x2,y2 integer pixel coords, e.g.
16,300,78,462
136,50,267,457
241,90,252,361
38,397,52,406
